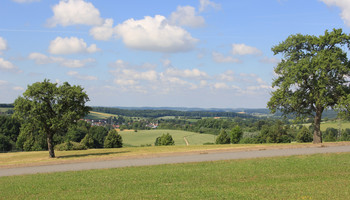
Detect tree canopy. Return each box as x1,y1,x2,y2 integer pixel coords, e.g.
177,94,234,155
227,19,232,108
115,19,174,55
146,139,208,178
13,80,90,157
268,29,350,143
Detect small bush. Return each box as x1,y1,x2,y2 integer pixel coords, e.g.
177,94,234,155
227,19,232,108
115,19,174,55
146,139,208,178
155,133,175,146
55,141,87,151
104,129,123,148
80,134,94,149
215,130,230,144
296,126,313,143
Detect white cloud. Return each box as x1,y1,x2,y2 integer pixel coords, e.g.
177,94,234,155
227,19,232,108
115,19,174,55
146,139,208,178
232,44,262,56
28,52,95,68
12,0,40,3
212,52,241,63
67,71,98,80
199,0,221,12
110,59,157,70
115,15,198,53
0,80,8,86
218,70,235,82
0,37,8,54
89,18,115,41
0,58,20,72
165,68,209,79
48,37,100,54
47,0,103,27
321,0,350,26
214,82,229,89
13,86,24,91
169,6,205,28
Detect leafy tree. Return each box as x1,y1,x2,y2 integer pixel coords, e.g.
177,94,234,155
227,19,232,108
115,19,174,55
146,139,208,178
230,125,243,144
0,134,12,152
323,127,338,142
154,133,175,146
13,80,90,157
296,126,313,143
268,29,350,143
80,134,94,149
104,129,123,148
89,126,108,148
215,129,230,144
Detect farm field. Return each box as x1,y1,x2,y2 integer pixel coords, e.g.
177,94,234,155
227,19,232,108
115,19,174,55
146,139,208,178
302,120,350,131
86,111,118,119
1,152,349,199
119,129,215,146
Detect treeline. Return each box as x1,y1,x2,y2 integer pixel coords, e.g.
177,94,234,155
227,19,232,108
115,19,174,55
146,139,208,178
92,107,254,118
0,116,122,152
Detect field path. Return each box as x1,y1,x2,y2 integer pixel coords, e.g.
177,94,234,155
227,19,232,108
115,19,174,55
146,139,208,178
1,145,350,177
184,137,189,146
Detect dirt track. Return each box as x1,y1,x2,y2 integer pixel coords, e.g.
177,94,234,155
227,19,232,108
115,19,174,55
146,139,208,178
1,144,350,177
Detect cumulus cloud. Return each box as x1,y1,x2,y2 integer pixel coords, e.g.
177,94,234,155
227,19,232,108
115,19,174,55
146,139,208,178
29,52,95,68
48,37,100,54
212,52,241,63
115,15,198,53
0,58,21,73
47,0,103,27
232,44,262,56
321,0,350,26
218,70,235,82
169,6,205,28
199,0,221,12
0,37,8,54
67,71,98,80
165,68,209,79
214,82,229,89
89,18,115,41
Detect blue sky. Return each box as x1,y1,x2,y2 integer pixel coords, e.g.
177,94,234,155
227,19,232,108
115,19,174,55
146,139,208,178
0,0,349,108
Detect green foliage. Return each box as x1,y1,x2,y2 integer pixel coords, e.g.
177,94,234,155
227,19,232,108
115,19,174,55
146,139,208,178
215,129,230,144
154,133,175,146
268,29,350,143
323,127,338,142
258,121,291,143
90,126,108,148
104,129,123,148
65,121,90,142
13,79,90,157
0,134,12,152
54,141,87,151
340,128,350,141
80,134,94,149
296,126,313,143
230,125,243,144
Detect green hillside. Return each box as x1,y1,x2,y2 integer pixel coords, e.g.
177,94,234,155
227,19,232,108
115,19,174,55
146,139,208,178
119,129,215,146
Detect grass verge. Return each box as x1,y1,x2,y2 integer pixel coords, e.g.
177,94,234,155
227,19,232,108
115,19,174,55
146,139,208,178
0,153,349,199
1,142,349,168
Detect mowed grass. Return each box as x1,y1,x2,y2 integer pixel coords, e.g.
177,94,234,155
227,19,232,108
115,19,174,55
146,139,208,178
119,129,215,146
320,120,350,131
1,153,350,199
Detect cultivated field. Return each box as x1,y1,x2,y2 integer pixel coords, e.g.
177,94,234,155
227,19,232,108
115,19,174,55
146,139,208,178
119,129,215,146
1,152,349,199
87,111,118,119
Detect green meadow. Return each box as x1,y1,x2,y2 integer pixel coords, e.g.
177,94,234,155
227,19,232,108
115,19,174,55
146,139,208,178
1,153,349,199
119,129,215,146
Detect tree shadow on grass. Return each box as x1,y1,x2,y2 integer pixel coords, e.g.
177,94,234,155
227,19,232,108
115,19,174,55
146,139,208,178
56,151,131,159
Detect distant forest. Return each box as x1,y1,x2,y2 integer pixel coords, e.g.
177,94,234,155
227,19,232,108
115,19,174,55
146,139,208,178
92,107,255,118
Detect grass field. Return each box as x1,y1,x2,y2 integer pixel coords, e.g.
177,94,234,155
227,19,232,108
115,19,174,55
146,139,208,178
302,120,350,131
1,152,349,199
119,129,215,146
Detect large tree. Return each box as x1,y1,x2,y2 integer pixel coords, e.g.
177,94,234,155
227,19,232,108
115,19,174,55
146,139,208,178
268,29,350,143
13,80,90,157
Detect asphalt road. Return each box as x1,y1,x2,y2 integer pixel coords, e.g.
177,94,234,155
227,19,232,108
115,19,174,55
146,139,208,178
1,145,350,177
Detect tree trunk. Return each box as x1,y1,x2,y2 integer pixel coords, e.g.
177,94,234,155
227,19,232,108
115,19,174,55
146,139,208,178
47,133,55,158
313,106,323,144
